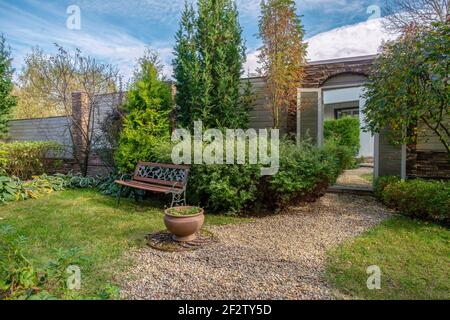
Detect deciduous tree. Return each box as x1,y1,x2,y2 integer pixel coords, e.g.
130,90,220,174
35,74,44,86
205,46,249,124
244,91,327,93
258,0,306,129
364,22,450,153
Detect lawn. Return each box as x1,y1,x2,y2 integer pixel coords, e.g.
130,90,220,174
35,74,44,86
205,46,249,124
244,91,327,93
360,173,373,183
326,216,450,300
0,189,246,299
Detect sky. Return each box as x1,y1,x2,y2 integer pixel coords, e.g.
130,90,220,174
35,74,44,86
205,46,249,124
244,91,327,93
0,0,397,80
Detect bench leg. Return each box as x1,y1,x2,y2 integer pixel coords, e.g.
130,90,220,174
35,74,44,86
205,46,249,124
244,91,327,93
170,190,186,207
116,185,124,206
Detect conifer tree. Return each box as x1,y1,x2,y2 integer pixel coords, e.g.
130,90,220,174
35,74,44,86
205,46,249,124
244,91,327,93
0,35,16,138
173,0,252,129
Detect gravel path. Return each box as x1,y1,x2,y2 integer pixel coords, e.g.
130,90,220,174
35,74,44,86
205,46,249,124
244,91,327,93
120,193,391,300
335,167,374,188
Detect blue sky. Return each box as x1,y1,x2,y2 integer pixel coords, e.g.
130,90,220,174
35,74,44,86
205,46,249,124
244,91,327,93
0,0,389,79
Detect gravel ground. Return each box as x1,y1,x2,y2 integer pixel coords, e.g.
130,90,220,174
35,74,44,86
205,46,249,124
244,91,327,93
120,193,391,300
335,167,374,188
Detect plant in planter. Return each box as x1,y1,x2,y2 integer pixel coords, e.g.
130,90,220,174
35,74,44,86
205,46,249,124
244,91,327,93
164,206,204,242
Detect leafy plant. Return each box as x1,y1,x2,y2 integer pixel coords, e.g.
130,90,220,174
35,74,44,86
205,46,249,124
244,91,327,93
166,206,202,216
364,22,450,153
0,176,29,203
324,116,360,156
375,177,450,224
0,225,39,299
0,141,62,179
0,225,84,300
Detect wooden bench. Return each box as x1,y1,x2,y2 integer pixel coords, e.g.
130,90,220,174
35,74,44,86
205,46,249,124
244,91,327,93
115,162,190,207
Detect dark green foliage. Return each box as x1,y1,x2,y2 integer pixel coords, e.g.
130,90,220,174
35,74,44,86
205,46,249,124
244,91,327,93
324,117,360,155
173,0,252,129
375,177,450,224
0,35,16,138
266,140,354,209
0,141,62,179
115,58,173,172
189,163,261,214
147,139,352,214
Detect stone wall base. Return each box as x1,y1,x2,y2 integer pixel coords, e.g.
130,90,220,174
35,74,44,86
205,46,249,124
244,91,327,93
407,150,450,180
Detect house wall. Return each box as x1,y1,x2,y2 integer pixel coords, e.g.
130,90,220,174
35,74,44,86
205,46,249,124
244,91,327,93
378,127,403,177
298,91,319,143
407,118,450,179
245,77,287,134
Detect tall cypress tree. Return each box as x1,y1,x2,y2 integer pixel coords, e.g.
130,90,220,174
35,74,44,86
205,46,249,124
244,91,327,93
173,0,252,129
0,35,16,138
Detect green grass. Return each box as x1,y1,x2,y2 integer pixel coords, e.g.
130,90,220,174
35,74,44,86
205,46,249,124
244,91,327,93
326,216,450,300
360,173,374,183
0,189,246,298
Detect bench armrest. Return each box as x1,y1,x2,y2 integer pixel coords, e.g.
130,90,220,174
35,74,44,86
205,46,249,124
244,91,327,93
166,181,186,194
119,173,133,181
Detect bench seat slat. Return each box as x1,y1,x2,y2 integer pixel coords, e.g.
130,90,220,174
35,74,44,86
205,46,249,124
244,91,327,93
115,180,182,193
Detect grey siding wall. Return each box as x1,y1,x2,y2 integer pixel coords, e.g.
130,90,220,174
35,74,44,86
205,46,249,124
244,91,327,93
378,128,402,176
245,77,287,134
6,93,123,164
416,118,449,152
8,116,73,158
299,91,318,143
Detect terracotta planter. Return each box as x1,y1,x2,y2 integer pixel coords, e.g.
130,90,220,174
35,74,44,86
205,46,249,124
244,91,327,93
164,207,205,242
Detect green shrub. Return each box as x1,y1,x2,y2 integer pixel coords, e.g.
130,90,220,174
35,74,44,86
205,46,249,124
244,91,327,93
0,141,62,179
373,176,401,199
324,117,360,155
113,137,352,214
189,163,261,214
265,140,351,209
375,177,450,224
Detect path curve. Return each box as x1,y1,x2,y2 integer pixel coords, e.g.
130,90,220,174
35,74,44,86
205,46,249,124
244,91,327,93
120,193,391,300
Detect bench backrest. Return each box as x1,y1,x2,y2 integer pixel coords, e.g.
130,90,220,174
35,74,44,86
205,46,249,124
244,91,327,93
133,162,190,189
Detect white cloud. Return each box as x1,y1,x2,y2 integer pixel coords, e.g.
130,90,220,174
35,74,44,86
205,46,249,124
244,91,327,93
306,17,398,61
244,17,399,74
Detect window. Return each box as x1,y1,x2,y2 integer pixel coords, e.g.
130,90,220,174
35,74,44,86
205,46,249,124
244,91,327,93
335,108,359,119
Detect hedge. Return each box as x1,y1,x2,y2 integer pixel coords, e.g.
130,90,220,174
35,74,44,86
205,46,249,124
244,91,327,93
324,116,360,155
0,141,61,179
374,176,450,224
116,139,355,214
